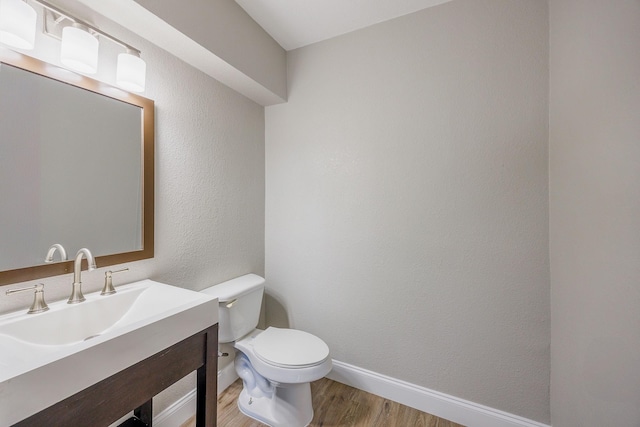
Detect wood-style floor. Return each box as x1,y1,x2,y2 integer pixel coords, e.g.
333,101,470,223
181,378,464,427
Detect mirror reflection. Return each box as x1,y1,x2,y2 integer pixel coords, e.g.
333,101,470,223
0,52,154,285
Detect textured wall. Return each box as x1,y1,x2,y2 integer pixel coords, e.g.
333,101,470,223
549,1,640,426
265,0,549,422
0,6,264,416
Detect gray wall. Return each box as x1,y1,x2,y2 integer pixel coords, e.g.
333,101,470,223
132,0,287,101
549,0,640,426
265,0,549,423
0,10,265,413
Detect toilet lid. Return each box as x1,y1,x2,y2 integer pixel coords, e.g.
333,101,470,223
252,327,330,368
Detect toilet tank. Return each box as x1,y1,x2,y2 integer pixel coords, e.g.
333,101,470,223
200,274,265,343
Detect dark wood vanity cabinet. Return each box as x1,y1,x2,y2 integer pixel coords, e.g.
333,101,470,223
12,324,218,427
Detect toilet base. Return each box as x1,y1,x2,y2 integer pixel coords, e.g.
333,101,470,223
237,382,314,427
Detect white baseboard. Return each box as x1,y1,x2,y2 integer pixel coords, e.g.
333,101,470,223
153,359,549,427
154,389,196,427
217,361,240,393
154,363,238,427
326,360,549,427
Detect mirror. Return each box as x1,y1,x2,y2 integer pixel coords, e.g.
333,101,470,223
0,49,154,286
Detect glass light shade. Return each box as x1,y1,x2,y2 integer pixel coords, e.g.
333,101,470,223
116,51,146,92
0,0,36,50
60,25,98,74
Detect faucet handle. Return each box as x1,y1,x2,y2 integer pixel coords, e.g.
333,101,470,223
101,268,129,295
6,283,49,314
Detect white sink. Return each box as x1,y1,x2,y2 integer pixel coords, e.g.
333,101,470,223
0,287,146,346
0,279,218,426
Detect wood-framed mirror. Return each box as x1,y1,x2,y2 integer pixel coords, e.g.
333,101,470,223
0,49,154,286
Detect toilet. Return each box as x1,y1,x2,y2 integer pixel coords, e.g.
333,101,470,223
201,274,332,427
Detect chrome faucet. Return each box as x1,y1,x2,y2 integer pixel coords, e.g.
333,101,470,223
44,243,67,263
68,248,97,304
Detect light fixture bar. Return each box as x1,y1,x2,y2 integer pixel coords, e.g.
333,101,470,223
31,0,141,55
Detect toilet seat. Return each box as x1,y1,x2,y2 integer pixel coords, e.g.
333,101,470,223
252,327,330,368
234,328,333,385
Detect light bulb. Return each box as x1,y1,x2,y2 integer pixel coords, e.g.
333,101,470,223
116,50,146,92
0,0,37,50
60,24,98,74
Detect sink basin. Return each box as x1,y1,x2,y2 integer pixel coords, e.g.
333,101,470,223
0,279,218,426
0,287,146,346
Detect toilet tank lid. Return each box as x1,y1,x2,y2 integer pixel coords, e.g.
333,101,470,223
200,274,265,302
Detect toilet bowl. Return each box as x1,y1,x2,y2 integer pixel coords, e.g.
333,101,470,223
201,274,332,427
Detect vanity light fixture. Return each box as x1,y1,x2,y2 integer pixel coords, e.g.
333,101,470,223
116,49,146,93
0,0,147,91
0,0,37,50
60,23,98,74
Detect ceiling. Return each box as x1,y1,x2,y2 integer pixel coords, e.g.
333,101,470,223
234,0,454,51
